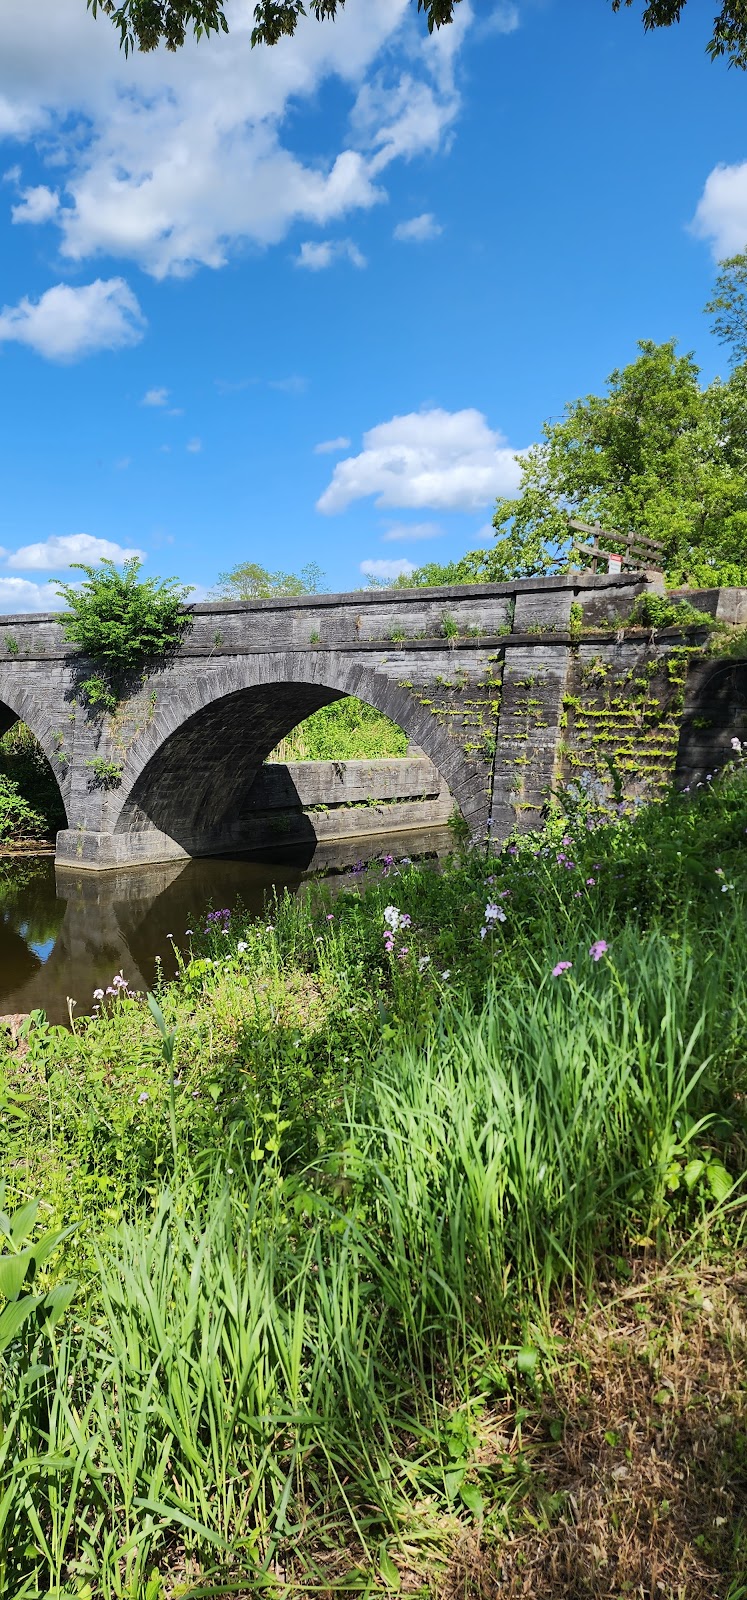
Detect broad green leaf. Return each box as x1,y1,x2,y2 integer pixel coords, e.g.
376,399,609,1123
378,1546,401,1589
459,1482,485,1517
0,1292,38,1352
31,1224,76,1272
9,1198,40,1245
147,992,168,1035
682,1158,705,1191
706,1161,733,1203
42,1281,78,1328
516,1345,538,1373
0,1250,33,1300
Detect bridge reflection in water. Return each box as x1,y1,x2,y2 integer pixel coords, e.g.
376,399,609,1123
0,825,452,1025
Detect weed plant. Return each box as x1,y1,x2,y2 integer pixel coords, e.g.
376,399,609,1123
0,759,746,1595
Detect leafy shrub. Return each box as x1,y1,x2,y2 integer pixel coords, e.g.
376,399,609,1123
56,558,193,705
626,592,714,630
77,674,118,713
0,723,65,835
85,756,123,790
0,774,48,842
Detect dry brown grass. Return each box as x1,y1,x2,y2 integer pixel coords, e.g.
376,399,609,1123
444,1259,747,1600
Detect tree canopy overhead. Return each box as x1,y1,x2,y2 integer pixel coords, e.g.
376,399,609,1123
87,0,747,64
612,0,747,69
86,0,459,54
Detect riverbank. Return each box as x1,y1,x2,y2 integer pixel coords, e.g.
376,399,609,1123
1,761,746,1597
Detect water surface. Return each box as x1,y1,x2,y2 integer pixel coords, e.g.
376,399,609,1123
0,828,452,1024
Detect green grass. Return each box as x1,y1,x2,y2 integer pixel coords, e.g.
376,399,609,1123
1,762,746,1595
269,696,408,761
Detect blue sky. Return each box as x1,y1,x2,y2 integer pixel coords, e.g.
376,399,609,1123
0,0,746,609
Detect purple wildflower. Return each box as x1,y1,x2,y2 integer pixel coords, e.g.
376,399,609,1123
589,940,608,961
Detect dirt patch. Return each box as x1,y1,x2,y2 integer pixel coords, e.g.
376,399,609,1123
447,1262,747,1598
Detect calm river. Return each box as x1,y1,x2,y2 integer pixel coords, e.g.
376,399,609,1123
0,827,452,1024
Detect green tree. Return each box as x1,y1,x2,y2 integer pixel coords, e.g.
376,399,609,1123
491,340,747,589
212,560,325,600
391,553,496,588
705,251,747,365
87,0,747,64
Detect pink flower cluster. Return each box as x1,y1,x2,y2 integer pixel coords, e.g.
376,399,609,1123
480,900,507,940
92,971,131,1013
383,904,411,955
552,941,609,977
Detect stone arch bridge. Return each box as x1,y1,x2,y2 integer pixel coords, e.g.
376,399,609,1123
0,573,742,869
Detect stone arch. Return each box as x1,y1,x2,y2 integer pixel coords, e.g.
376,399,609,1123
675,656,747,789
0,670,70,821
109,652,480,854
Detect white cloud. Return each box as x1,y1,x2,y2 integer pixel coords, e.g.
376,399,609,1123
317,407,523,514
4,533,145,571
381,520,443,541
295,237,366,269
315,435,351,454
0,577,66,614
269,374,308,394
142,386,170,406
360,557,416,580
393,211,442,242
0,278,145,361
480,3,520,36
0,0,468,280
692,161,747,258
11,183,59,223
186,437,202,453
350,69,459,177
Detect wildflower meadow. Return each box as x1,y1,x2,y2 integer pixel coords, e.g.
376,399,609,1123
0,757,746,1597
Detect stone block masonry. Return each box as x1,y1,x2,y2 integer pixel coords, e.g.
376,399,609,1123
0,572,743,869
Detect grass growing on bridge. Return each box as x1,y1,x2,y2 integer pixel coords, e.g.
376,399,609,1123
0,762,746,1597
